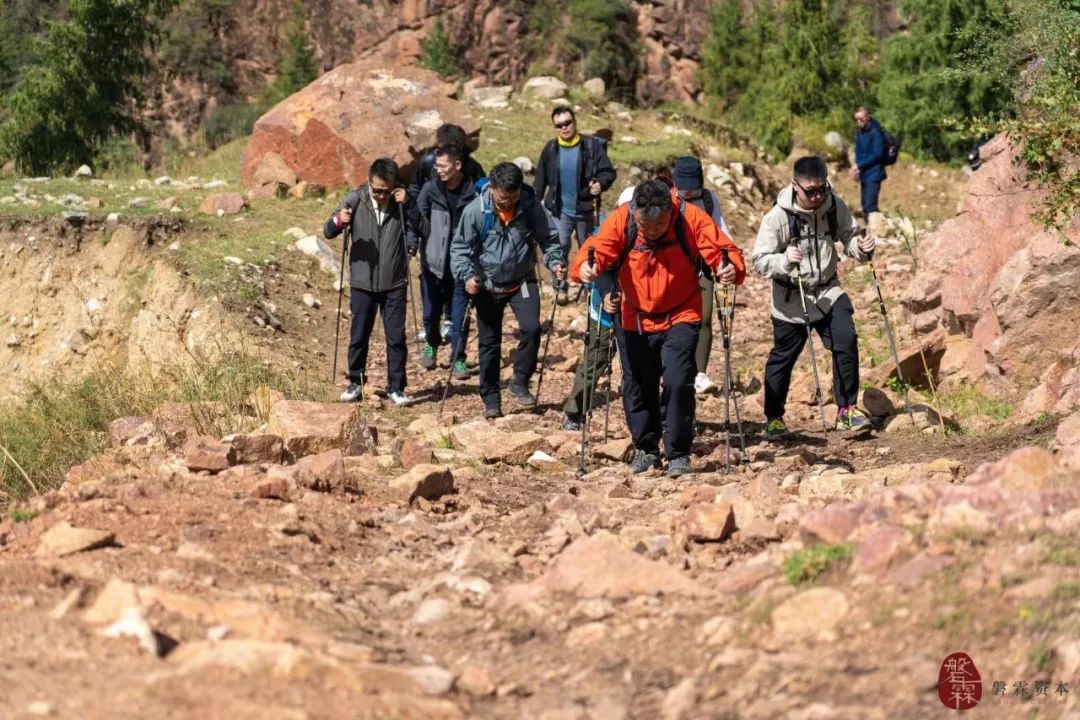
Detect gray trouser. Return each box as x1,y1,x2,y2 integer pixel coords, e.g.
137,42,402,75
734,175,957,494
557,211,595,265
696,275,714,374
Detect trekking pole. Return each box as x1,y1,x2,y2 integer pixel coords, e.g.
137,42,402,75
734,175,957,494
398,203,421,358
438,296,474,416
534,267,562,409
791,237,829,433
727,284,747,453
714,251,746,469
577,248,597,478
332,224,350,383
867,240,914,422
602,287,620,440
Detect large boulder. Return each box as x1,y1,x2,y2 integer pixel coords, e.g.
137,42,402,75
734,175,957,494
241,63,480,194
902,134,1080,391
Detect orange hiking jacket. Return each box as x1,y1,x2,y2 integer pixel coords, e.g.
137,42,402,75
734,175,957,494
570,197,746,333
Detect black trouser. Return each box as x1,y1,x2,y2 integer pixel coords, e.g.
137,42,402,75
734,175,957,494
619,321,699,460
764,294,859,420
563,321,617,419
474,281,541,404
348,285,407,393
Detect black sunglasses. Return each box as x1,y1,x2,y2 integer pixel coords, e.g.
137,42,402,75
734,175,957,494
370,186,394,196
553,119,575,129
794,179,830,198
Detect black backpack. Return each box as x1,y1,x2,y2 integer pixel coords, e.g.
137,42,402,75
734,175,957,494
882,129,901,166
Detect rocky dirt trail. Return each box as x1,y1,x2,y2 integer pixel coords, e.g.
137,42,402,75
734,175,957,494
1,200,1078,719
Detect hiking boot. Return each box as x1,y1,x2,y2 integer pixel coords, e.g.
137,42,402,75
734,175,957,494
764,418,789,439
388,391,412,407
694,372,718,395
507,376,536,407
452,360,471,380
666,456,691,478
339,382,362,403
629,450,661,474
562,414,582,432
483,401,502,420
421,344,437,370
836,405,871,431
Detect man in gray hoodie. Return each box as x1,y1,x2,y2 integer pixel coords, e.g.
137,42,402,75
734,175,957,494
324,158,411,406
451,162,566,419
752,156,877,437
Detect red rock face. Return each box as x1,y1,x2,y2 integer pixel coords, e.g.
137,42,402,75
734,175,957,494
240,62,479,192
904,134,1080,391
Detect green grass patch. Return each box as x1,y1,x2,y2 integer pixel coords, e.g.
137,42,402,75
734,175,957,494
782,543,854,585
1044,546,1080,567
0,348,327,502
9,508,37,522
939,386,1015,423
1052,581,1080,602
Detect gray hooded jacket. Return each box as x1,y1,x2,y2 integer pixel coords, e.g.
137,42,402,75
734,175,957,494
450,185,563,293
752,186,867,324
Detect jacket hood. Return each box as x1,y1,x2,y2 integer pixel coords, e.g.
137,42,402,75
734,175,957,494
776,184,836,220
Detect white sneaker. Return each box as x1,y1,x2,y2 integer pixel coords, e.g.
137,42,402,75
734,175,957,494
694,372,718,395
340,382,362,402
440,319,453,343
388,391,412,406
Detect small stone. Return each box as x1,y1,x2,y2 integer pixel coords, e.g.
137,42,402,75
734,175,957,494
770,587,850,640
223,256,243,265
183,435,236,474
661,677,698,720
6,333,20,347
411,597,451,625
681,502,736,543
458,662,496,697
127,197,151,208
406,665,456,696
302,293,321,309
36,522,115,558
389,464,455,503
251,477,290,501
399,438,434,470
74,165,93,179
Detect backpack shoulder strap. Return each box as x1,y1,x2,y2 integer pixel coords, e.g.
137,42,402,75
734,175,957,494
826,199,838,239
418,151,435,187
480,192,495,238
702,191,715,219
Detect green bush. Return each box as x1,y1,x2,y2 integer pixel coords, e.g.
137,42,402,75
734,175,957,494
0,0,174,175
263,1,317,106
203,102,263,149
782,544,854,585
419,18,459,79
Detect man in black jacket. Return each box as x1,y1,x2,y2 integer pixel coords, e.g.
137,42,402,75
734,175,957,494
534,106,616,305
407,144,476,378
407,123,486,202
324,158,412,406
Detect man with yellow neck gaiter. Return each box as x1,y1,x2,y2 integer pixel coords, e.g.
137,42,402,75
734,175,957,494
534,105,616,305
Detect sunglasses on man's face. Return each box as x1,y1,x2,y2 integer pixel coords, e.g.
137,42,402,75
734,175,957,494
794,180,830,198
553,119,574,130
370,186,394,196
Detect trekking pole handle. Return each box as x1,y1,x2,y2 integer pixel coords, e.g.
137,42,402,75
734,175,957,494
721,248,730,268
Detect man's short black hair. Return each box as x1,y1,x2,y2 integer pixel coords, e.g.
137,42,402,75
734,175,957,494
632,179,673,220
551,105,576,123
435,123,467,150
793,156,828,183
488,162,524,192
435,144,463,163
369,158,399,185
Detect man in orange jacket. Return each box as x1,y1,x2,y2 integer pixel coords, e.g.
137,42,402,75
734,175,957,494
572,179,746,477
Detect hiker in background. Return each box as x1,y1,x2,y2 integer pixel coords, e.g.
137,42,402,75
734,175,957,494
450,162,566,419
851,106,887,221
324,158,412,406
408,123,486,202
671,156,735,396
753,156,877,438
573,179,745,478
407,144,478,379
534,105,616,305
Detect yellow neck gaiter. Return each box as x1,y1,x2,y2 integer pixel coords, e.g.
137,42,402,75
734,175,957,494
557,133,582,148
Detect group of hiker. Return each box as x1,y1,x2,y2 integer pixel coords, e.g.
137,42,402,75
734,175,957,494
323,105,889,477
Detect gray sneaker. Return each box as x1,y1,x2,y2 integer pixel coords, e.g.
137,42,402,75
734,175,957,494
507,377,536,407
629,450,661,474
666,456,691,478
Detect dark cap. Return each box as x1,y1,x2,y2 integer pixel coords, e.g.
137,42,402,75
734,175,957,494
672,156,704,191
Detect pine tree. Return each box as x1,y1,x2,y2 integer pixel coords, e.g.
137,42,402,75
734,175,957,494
419,18,458,79
0,0,175,174
265,2,317,105
877,0,1011,161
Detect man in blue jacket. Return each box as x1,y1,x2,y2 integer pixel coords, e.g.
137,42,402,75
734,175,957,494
851,106,887,220
451,162,566,419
